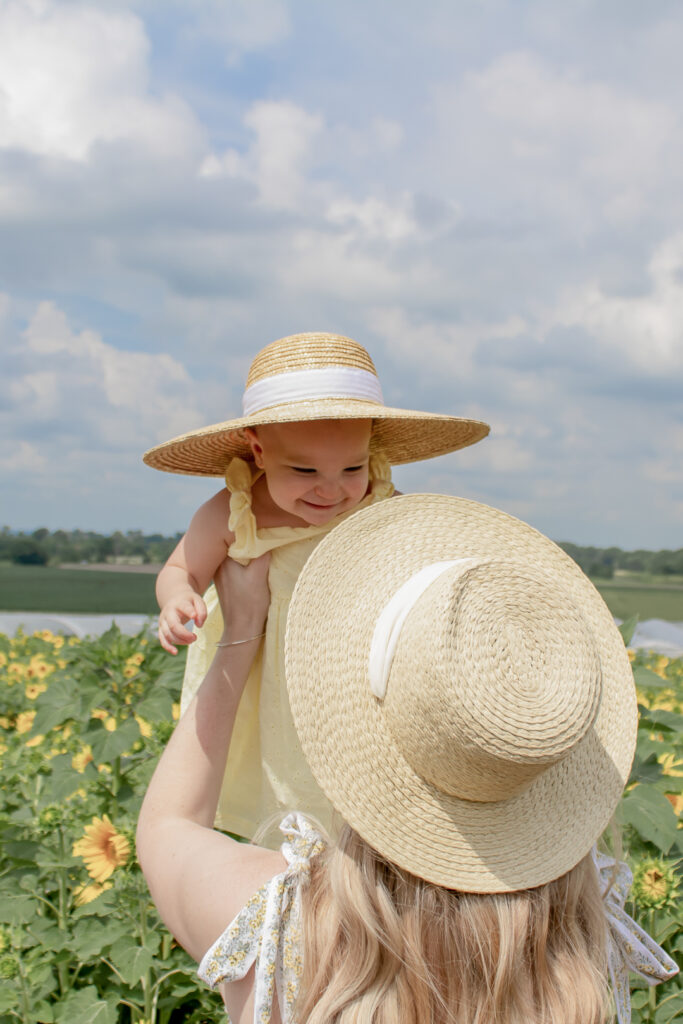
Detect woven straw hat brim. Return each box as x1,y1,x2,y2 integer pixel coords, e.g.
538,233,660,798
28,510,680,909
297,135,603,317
285,494,637,893
142,402,490,475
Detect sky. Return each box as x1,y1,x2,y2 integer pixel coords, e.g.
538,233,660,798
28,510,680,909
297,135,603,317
2,0,682,549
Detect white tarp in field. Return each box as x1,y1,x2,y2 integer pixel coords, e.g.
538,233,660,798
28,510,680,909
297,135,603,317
1,612,682,656
0,612,156,639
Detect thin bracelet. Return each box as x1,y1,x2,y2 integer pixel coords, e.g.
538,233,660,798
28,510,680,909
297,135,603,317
215,631,266,648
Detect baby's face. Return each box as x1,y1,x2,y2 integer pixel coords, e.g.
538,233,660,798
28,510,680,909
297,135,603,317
246,419,372,525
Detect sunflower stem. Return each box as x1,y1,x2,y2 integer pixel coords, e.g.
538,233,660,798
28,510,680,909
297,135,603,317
55,826,71,996
648,908,658,1019
16,957,32,1024
111,754,121,815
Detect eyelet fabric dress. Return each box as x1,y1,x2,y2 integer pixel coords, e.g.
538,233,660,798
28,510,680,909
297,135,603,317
180,455,394,839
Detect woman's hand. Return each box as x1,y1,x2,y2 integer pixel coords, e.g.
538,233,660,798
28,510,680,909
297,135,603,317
214,552,271,644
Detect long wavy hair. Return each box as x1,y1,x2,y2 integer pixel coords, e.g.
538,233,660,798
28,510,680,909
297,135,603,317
297,825,611,1024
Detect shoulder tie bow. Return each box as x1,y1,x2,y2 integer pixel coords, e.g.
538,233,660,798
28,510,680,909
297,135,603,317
594,851,679,1024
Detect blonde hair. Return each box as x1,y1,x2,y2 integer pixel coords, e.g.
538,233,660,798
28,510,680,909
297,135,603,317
297,825,610,1024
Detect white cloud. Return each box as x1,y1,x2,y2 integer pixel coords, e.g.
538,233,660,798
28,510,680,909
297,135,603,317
187,0,291,63
431,51,677,228
0,0,202,161
9,300,205,449
326,195,417,242
0,440,47,473
368,306,529,381
553,233,683,372
201,100,323,210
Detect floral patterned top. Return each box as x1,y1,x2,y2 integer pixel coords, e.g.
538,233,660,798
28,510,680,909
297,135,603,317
198,818,678,1024
198,814,325,1024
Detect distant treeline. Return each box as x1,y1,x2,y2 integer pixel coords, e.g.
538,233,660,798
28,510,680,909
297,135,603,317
558,542,683,579
0,528,181,567
1,527,682,578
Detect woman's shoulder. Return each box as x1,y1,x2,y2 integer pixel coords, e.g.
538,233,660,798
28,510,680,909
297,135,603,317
198,816,327,1020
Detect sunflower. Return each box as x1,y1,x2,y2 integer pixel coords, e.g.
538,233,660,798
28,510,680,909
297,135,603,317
72,745,94,773
73,881,112,906
25,681,48,700
7,662,25,683
27,657,52,679
631,857,681,911
72,815,131,882
135,715,152,738
15,711,36,734
654,655,670,679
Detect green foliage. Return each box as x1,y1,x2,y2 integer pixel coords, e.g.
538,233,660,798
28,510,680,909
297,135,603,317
559,541,683,578
0,628,680,1022
0,628,223,1023
625,648,683,1023
0,528,181,568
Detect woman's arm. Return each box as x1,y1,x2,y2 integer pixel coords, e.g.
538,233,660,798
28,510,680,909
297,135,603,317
137,552,285,961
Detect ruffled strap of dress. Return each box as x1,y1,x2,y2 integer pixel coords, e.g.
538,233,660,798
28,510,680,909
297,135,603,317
224,457,261,566
368,449,394,500
594,851,679,1024
198,814,326,1023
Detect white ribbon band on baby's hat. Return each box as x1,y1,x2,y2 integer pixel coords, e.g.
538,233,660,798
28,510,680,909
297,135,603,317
242,366,385,416
593,851,679,1024
369,559,478,699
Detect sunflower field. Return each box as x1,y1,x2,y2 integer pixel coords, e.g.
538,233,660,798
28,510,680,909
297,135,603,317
0,621,681,1024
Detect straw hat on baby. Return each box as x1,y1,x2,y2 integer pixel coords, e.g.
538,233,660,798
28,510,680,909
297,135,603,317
285,494,638,892
143,332,489,475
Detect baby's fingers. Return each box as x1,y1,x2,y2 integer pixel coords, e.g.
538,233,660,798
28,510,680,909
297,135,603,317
159,608,198,655
191,595,208,628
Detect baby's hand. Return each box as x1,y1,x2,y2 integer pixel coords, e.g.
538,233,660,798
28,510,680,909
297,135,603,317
158,593,208,656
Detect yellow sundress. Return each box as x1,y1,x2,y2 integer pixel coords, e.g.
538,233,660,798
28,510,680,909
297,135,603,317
180,453,394,839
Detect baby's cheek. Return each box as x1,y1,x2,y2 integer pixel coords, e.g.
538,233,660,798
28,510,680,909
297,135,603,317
357,473,371,502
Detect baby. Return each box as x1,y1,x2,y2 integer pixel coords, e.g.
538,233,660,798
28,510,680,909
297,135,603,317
155,416,375,655
144,332,489,838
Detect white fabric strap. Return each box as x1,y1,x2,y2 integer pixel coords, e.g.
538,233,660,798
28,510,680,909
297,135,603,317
369,559,477,699
242,366,384,415
593,851,679,1024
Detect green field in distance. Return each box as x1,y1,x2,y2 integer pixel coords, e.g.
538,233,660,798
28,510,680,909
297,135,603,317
1,563,682,622
0,564,158,615
592,579,683,622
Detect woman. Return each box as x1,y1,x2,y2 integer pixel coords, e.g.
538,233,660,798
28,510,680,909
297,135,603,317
137,495,677,1023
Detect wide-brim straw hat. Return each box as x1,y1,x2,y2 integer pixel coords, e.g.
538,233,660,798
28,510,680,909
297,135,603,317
285,494,637,893
143,332,490,475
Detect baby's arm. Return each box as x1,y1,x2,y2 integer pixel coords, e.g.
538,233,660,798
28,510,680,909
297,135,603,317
157,489,233,654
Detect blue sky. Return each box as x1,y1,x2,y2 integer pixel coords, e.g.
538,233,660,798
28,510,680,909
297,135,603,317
2,0,682,548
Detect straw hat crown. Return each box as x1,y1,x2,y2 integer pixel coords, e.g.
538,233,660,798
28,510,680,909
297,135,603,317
382,560,602,803
245,332,378,386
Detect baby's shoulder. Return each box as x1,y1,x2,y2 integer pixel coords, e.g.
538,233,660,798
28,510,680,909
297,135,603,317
189,488,233,539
